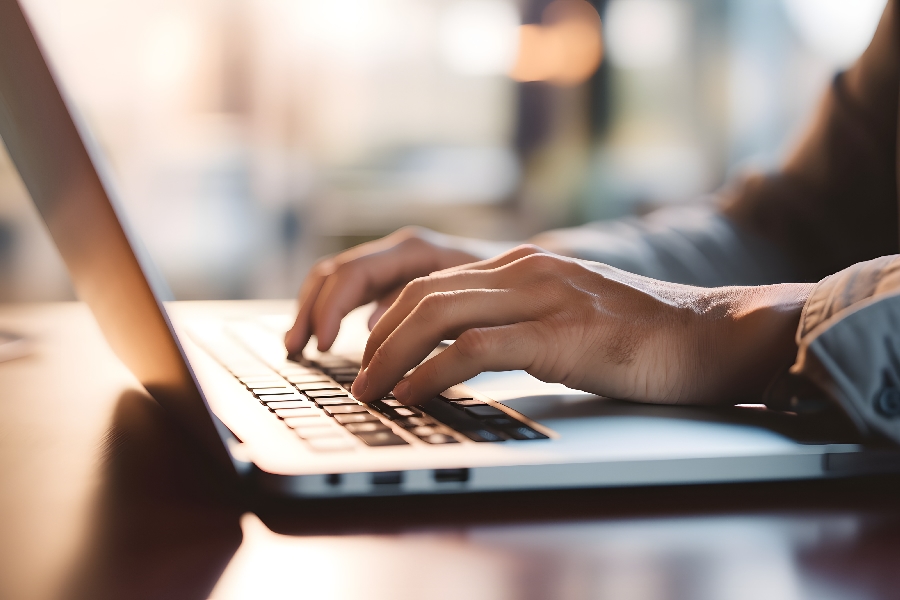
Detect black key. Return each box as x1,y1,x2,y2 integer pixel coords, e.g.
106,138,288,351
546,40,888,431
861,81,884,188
286,375,331,384
249,385,295,394
485,417,517,428
344,421,390,433
315,397,358,406
334,412,379,424
355,431,408,446
294,384,342,393
332,374,357,383
368,401,396,418
257,392,305,401
322,405,369,415
312,357,357,369
462,429,506,442
394,407,422,417
421,397,500,435
276,407,323,419
325,367,360,377
465,405,505,418
397,416,436,428
263,400,315,410
306,389,349,398
447,398,484,407
293,384,341,393
240,378,285,386
502,425,549,440
421,433,459,444
280,368,318,376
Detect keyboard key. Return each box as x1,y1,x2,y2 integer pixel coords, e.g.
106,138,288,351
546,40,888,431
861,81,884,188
250,386,296,394
411,426,437,436
292,381,339,390
332,374,357,383
462,429,506,442
284,415,327,427
326,367,360,376
306,437,355,452
394,407,421,417
485,417,518,428
306,389,350,398
421,433,459,444
323,405,370,415
465,405,506,418
287,374,331,384
396,416,437,428
280,367,318,376
295,427,344,439
355,431,408,446
276,407,327,419
315,397,358,406
312,357,357,369
344,421,390,433
263,400,315,410
503,426,549,440
257,392,304,402
334,412,379,424
448,398,484,407
240,377,285,385
382,399,403,407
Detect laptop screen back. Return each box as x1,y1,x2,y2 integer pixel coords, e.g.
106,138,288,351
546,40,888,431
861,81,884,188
0,0,234,469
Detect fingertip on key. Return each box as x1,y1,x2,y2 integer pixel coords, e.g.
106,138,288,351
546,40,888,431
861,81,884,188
351,369,369,398
393,379,411,404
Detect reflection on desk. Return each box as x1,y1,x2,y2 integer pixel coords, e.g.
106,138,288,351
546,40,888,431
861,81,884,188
1,303,900,600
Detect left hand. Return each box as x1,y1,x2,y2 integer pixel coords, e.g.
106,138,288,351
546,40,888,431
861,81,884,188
350,246,813,407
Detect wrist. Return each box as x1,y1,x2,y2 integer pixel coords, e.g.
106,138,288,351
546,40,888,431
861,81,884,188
708,283,814,403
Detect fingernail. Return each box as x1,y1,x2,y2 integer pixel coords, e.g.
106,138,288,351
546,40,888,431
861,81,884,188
351,369,368,397
393,379,411,403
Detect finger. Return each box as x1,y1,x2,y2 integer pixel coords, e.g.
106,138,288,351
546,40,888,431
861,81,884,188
391,323,542,405
352,286,538,403
309,240,440,351
284,263,332,354
368,286,403,330
361,268,505,368
438,244,545,275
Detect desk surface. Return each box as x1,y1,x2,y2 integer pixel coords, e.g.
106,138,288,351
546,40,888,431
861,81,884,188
1,302,900,600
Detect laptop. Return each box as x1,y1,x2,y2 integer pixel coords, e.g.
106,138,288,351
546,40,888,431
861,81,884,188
1,0,897,498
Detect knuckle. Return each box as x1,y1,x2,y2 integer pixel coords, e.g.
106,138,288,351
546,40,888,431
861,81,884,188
403,276,432,301
455,328,494,360
414,292,449,324
510,243,545,258
312,258,337,277
521,252,558,270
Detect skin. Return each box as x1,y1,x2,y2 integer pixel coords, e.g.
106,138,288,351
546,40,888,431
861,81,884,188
285,229,813,407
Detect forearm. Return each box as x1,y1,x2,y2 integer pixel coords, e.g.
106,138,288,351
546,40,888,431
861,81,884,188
530,204,799,287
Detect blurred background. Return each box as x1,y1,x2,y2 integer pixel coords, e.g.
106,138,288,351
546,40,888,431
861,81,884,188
0,0,888,301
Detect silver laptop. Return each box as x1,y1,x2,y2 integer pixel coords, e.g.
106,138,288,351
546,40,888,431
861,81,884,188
1,0,896,498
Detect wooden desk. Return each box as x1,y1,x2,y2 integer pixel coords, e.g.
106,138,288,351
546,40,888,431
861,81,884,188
1,302,899,600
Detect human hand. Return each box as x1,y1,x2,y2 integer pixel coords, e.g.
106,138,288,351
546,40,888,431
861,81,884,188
350,245,814,406
285,227,496,354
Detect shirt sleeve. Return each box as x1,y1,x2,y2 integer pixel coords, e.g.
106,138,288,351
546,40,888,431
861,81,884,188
531,203,797,287
786,255,900,443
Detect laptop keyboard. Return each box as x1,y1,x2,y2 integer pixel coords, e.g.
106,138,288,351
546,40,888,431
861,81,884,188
200,331,549,452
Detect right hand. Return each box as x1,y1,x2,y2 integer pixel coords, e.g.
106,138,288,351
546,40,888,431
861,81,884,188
284,227,482,354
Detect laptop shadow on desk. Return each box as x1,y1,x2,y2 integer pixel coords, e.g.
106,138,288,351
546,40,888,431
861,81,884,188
59,390,243,600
